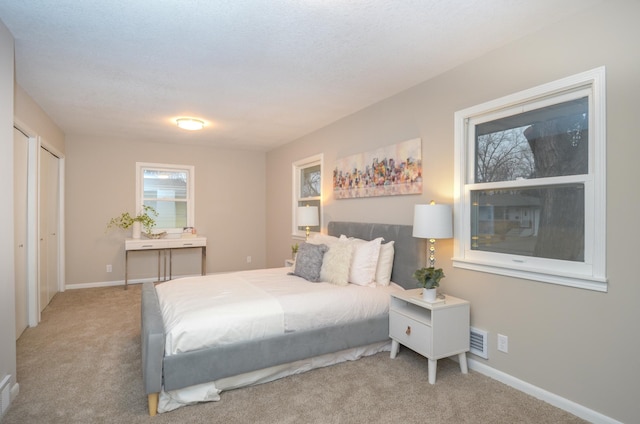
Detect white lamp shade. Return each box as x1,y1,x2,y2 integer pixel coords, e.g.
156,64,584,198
297,206,319,227
413,204,453,239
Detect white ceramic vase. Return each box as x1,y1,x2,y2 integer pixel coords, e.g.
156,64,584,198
422,287,437,302
132,221,141,239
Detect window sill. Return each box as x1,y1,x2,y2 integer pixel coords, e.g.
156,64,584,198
291,233,308,242
452,258,608,292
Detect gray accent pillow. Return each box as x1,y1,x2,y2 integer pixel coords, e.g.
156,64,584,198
290,242,328,282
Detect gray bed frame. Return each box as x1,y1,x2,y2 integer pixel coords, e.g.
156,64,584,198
140,221,424,415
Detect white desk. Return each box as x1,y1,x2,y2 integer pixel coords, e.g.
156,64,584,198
124,236,207,289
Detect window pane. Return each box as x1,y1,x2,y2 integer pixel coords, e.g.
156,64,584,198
471,184,584,261
300,165,321,198
475,97,588,183
143,200,188,229
143,169,188,200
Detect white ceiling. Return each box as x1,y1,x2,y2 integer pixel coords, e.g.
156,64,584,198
1,0,601,151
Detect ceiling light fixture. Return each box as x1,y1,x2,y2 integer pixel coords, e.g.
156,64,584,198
176,118,205,131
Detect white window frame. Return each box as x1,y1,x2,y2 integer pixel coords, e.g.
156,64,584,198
453,67,607,292
292,154,323,239
136,162,195,234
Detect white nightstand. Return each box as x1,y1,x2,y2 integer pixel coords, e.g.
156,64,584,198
389,289,470,384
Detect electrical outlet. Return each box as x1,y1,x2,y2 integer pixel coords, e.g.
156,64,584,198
246,256,252,263
498,334,508,353
106,264,112,273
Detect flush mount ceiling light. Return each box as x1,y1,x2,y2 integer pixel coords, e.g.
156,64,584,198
176,118,205,131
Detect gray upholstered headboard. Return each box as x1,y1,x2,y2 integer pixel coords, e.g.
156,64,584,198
327,221,425,290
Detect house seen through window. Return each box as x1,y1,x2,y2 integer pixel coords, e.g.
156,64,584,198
472,97,587,261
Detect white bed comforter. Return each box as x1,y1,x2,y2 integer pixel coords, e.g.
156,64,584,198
155,267,402,356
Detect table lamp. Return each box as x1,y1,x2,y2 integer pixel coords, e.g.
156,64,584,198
297,205,319,241
412,202,453,268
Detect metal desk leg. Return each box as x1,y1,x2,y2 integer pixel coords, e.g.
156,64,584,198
125,250,129,290
202,246,207,275
157,251,161,282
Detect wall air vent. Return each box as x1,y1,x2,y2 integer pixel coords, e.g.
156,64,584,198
470,327,489,359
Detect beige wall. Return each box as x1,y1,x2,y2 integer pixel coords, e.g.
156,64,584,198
0,17,17,395
266,1,640,422
14,84,65,153
64,136,266,286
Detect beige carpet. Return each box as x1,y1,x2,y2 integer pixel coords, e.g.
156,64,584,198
3,285,586,424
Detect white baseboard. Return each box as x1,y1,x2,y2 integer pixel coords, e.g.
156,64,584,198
467,358,621,424
64,274,204,290
10,382,19,403
65,278,148,290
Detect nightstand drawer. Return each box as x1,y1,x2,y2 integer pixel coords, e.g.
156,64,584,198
389,311,432,356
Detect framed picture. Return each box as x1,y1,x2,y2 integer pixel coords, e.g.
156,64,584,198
333,138,422,199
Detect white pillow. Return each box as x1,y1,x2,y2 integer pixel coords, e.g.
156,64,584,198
375,241,395,286
344,236,383,286
320,242,353,286
307,233,340,246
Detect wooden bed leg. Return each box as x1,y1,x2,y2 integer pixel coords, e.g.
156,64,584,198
148,393,159,416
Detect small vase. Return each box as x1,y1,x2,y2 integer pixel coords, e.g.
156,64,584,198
132,221,141,239
422,288,437,302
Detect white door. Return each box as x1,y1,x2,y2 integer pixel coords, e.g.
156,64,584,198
39,147,59,311
46,150,59,301
14,127,28,338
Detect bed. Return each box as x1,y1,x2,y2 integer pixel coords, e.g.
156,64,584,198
140,221,424,415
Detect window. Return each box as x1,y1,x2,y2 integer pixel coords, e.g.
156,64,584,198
292,154,322,238
136,162,195,233
453,67,606,291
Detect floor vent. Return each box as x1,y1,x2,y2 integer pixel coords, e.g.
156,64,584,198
470,327,488,359
0,375,10,415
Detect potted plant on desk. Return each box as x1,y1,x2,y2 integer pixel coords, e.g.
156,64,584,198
106,205,158,239
413,267,445,302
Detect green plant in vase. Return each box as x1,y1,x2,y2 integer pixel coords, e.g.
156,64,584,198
106,205,158,234
413,267,445,290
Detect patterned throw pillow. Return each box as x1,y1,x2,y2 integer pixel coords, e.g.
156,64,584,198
290,242,328,282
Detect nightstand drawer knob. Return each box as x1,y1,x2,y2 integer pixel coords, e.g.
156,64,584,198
406,326,411,336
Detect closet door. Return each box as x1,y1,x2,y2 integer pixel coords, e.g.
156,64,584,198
46,151,59,302
39,147,59,311
14,128,28,338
